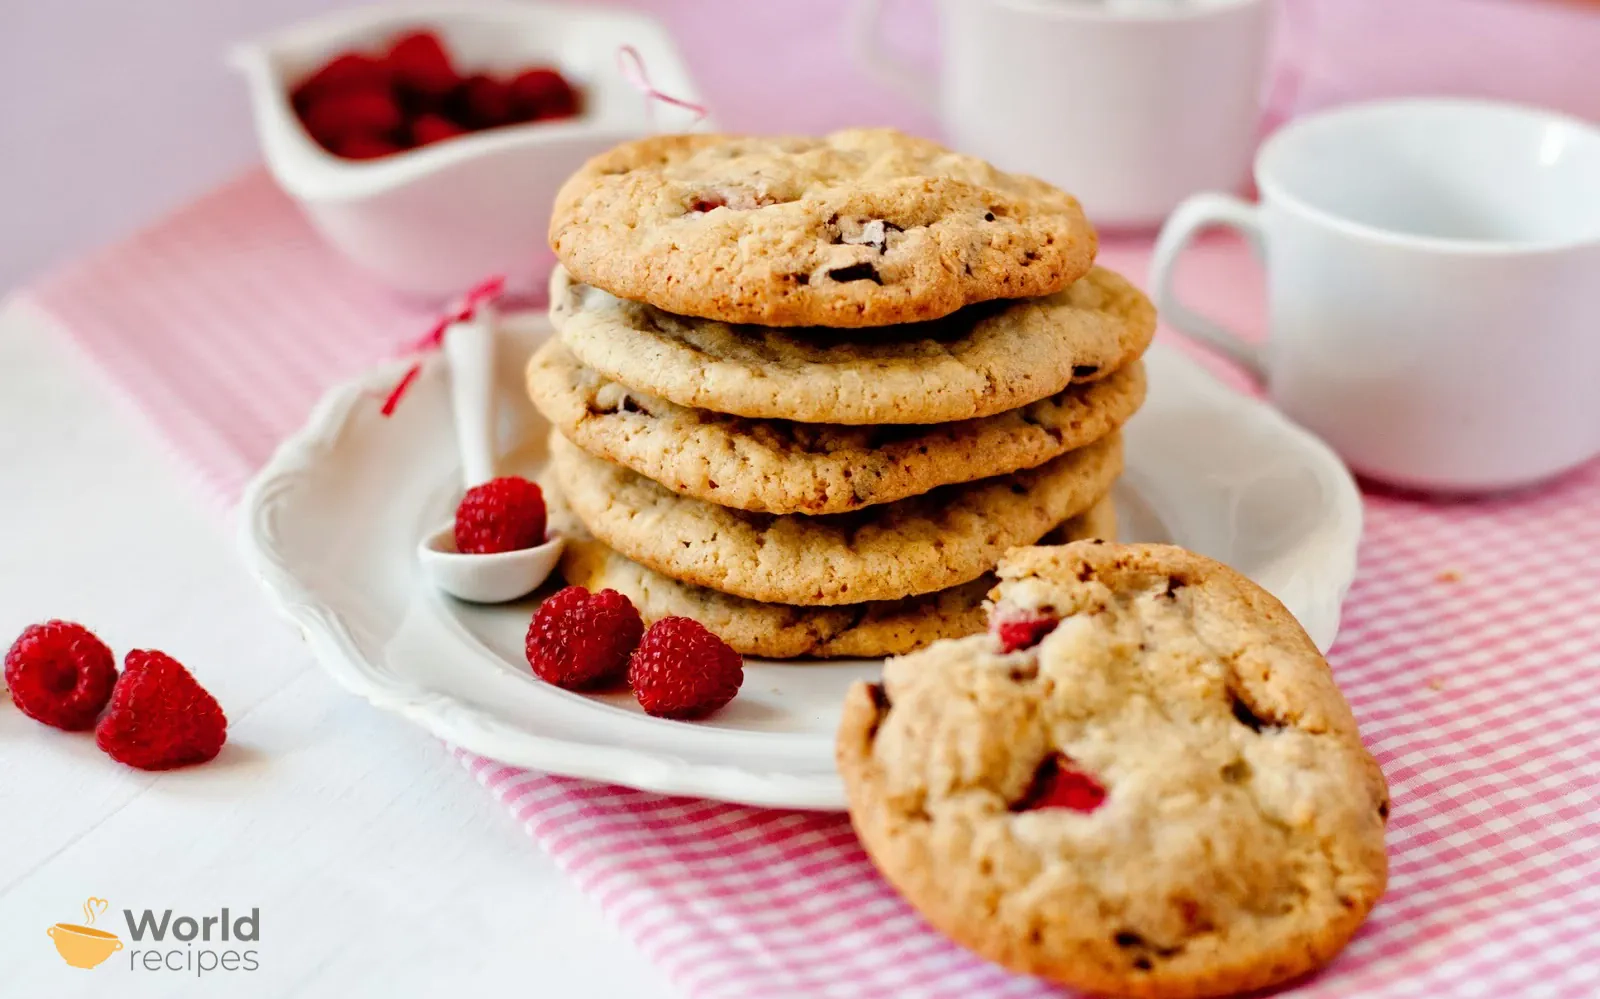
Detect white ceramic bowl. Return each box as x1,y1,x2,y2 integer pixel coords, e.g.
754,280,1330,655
231,2,705,301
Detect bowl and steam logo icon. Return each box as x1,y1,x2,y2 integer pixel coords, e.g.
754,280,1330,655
48,897,123,969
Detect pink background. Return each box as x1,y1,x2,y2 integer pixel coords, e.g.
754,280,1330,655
3,0,1598,293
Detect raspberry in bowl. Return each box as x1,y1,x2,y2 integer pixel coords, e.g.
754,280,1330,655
289,30,585,161
232,3,705,300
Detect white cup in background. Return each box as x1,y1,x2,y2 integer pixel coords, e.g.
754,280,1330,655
852,0,1278,229
1152,98,1600,493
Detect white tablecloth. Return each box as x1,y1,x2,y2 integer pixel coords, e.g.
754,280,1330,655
0,299,674,998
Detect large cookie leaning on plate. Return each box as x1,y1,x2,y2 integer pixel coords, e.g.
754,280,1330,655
548,128,1097,328
557,497,1117,660
549,431,1122,606
837,543,1390,999
549,265,1155,425
528,340,1144,515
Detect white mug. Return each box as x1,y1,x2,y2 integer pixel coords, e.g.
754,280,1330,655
1152,98,1600,493
852,0,1278,229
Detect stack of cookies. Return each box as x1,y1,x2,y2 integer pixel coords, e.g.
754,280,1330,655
529,129,1155,659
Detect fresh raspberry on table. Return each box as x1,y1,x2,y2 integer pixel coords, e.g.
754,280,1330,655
387,30,459,99
95,650,227,770
454,477,547,554
991,609,1061,653
4,620,117,731
628,617,743,719
525,586,643,690
509,67,579,120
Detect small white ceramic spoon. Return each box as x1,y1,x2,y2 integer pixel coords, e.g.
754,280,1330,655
417,305,564,603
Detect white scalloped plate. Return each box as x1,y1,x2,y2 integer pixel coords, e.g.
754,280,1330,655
239,315,1361,810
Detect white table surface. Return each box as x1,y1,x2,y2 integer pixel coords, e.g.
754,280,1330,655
0,299,674,998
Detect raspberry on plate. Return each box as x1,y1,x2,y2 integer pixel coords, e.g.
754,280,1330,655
628,617,743,719
454,476,548,554
525,586,643,690
4,620,117,731
95,650,227,770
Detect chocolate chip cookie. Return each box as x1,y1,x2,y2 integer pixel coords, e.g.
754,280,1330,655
528,339,1143,515
548,129,1097,328
556,497,1117,660
549,431,1122,606
549,265,1154,425
837,542,1389,998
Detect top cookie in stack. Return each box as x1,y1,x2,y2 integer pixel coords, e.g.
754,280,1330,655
547,128,1098,328
532,128,1155,660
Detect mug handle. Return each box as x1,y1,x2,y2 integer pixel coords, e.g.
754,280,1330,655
1149,193,1268,380
848,0,936,110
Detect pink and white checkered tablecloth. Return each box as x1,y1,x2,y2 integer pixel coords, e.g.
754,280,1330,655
22,172,1600,998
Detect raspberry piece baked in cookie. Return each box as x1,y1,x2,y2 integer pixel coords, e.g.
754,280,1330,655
548,129,1097,328
837,543,1389,998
